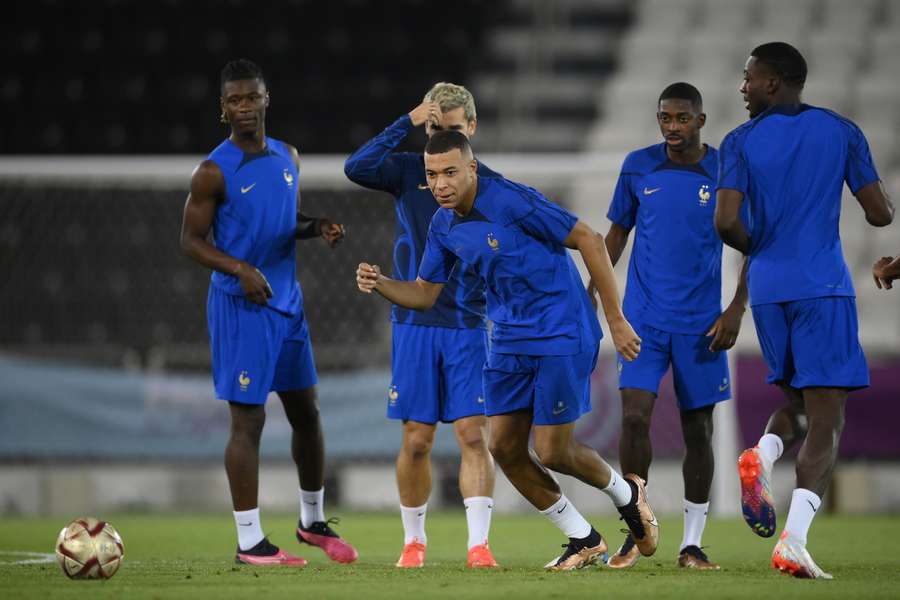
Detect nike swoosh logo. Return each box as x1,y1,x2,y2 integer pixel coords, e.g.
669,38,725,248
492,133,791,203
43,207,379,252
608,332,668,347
643,187,661,195
304,501,318,505
556,502,568,514
241,183,256,194
417,512,425,517
238,522,253,526
552,406,568,415
417,184,429,190
806,499,818,512
719,383,729,392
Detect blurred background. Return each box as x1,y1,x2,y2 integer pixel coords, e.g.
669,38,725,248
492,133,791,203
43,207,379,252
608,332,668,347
1,0,898,519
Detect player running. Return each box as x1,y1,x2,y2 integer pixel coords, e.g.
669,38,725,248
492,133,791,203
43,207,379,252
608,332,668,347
344,83,499,569
180,59,357,566
602,82,747,571
715,42,894,579
357,131,658,571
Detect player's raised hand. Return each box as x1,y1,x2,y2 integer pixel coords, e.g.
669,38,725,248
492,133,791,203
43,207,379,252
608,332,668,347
706,302,744,351
610,316,641,361
357,262,382,293
318,218,346,249
873,256,895,290
235,261,273,305
408,101,441,127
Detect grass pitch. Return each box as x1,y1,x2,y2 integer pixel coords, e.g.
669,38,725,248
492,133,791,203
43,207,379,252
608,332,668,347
1,512,898,599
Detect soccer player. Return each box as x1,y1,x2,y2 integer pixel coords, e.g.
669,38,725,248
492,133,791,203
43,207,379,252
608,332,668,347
873,254,900,289
180,59,358,566
715,42,894,579
356,131,658,571
602,82,747,571
344,84,499,568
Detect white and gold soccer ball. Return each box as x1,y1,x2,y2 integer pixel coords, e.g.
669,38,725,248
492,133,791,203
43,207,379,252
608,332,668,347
55,517,124,579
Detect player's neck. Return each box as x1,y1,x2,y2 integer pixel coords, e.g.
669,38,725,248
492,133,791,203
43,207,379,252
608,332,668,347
667,142,706,165
453,178,479,217
229,128,267,153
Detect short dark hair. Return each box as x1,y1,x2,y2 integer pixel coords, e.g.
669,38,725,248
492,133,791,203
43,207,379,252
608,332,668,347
425,130,472,158
750,42,807,88
220,59,265,89
658,82,703,111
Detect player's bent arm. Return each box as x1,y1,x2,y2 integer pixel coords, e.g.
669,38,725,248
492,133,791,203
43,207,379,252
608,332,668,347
714,189,751,254
604,222,631,268
180,161,273,304
855,181,894,227
564,220,641,361
357,263,443,311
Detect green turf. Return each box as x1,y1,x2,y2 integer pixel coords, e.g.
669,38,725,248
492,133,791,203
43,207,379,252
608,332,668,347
1,512,898,599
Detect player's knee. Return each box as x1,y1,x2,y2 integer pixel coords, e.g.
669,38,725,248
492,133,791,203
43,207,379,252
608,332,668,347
454,422,488,453
488,437,522,467
533,443,569,472
621,412,651,436
402,433,434,460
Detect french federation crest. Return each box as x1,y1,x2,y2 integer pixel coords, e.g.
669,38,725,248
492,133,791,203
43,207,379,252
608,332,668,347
698,184,710,206
283,168,294,187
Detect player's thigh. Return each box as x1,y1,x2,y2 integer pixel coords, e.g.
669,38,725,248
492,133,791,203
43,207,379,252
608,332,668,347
670,331,731,410
482,352,537,420
618,322,670,397
751,302,794,385
532,344,598,426
207,287,281,405
440,327,488,423
788,297,869,390
389,323,442,424
272,308,319,394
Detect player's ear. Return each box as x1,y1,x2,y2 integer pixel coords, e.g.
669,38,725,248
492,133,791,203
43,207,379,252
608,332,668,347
467,118,477,137
264,92,271,107
697,112,706,128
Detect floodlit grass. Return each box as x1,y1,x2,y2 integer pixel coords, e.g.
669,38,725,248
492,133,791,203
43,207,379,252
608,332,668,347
2,512,898,599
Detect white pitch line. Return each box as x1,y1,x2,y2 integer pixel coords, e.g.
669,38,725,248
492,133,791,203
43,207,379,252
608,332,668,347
0,551,56,565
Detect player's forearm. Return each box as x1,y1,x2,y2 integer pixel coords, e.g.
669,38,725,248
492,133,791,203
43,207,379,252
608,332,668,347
343,116,412,184
180,234,245,276
374,276,437,311
728,255,749,309
576,228,626,323
604,224,629,267
296,212,321,240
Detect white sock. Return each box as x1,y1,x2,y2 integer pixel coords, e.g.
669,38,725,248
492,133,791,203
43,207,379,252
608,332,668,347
233,507,265,551
540,495,592,539
300,487,325,528
784,488,821,545
400,503,427,545
681,499,710,550
601,469,633,507
463,496,494,550
757,433,784,465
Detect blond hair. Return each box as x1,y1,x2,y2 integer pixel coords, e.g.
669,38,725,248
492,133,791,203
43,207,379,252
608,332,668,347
423,82,477,122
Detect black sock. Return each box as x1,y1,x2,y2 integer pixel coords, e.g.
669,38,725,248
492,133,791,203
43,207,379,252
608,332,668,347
571,527,602,549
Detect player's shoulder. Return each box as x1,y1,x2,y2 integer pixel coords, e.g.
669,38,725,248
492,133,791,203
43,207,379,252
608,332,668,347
266,137,297,160
802,105,864,137
428,206,454,234
621,142,667,174
206,139,240,174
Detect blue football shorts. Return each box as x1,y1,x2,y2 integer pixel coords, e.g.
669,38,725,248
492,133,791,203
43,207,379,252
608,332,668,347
482,343,599,426
751,297,868,390
207,286,318,405
388,322,488,424
617,320,731,410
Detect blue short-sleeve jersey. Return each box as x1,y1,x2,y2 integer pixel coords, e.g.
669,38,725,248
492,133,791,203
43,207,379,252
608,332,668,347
419,176,602,356
717,104,880,305
607,142,724,334
207,137,302,316
344,115,501,329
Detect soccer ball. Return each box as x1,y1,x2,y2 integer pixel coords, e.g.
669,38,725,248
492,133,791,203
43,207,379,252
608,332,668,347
55,517,124,579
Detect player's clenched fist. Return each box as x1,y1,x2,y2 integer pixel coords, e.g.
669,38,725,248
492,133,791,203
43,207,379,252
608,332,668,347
357,262,381,293
408,101,441,127
609,316,641,362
